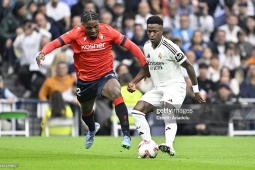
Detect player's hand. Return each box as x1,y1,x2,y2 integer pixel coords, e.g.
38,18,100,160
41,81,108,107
127,82,136,93
143,64,151,78
36,53,45,67
194,92,206,103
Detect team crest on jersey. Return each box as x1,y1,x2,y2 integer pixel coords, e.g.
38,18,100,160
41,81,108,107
99,34,104,40
158,53,162,59
83,37,87,41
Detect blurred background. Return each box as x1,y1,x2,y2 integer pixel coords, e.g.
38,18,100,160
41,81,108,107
0,0,255,137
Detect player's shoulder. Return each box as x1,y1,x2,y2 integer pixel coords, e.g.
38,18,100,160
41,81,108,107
69,26,84,35
99,23,114,32
144,40,151,49
161,37,180,53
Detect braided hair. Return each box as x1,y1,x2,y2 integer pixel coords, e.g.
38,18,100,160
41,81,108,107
81,10,100,23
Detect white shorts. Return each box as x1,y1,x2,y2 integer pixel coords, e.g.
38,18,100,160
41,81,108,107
140,82,186,109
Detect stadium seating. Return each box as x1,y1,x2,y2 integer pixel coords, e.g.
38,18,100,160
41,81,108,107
228,98,255,136
0,110,29,137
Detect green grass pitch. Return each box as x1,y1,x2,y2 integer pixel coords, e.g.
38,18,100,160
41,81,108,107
0,136,255,170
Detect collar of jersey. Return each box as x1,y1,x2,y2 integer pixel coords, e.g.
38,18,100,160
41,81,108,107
155,36,164,49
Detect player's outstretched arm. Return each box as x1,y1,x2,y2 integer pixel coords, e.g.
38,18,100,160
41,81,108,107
36,38,62,67
127,64,149,93
122,38,150,78
181,59,205,103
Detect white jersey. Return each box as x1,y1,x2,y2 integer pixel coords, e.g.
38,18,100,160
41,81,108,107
143,36,187,87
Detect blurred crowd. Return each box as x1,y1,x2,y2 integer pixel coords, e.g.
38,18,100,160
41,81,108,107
0,0,255,135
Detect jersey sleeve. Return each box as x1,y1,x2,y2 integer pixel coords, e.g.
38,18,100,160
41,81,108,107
106,25,125,45
167,42,187,65
59,27,79,45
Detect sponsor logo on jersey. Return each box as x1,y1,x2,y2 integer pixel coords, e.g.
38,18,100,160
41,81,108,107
148,62,164,70
81,42,106,51
147,54,150,58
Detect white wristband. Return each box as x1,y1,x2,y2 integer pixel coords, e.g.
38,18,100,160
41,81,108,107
192,85,199,93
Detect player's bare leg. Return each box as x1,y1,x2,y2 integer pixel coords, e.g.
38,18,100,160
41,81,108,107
102,78,131,149
80,98,100,149
158,102,177,156
132,101,154,141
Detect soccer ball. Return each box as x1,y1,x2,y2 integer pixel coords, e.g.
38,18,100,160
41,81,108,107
138,140,159,158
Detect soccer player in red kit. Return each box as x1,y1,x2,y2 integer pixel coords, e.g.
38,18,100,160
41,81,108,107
36,11,149,149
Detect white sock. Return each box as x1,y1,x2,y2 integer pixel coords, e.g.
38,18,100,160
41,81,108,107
165,123,177,146
132,110,152,141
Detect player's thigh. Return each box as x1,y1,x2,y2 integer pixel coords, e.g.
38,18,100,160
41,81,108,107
80,97,96,115
133,100,154,114
139,88,162,110
160,84,186,109
101,78,121,100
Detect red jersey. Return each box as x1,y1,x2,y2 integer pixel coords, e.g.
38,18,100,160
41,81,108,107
60,24,127,81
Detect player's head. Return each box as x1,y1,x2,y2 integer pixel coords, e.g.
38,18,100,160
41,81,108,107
146,16,163,46
81,10,100,40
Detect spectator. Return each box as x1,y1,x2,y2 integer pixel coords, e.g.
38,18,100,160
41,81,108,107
0,75,17,103
121,13,135,40
235,54,250,84
163,2,180,30
71,15,81,27
100,10,113,25
189,0,214,42
207,55,221,83
0,75,17,131
200,47,213,65
208,83,238,135
13,20,52,98
218,66,240,96
62,81,79,106
39,61,75,100
240,63,255,98
135,1,152,30
208,29,228,59
197,62,216,97
243,16,255,46
176,0,193,16
218,13,241,43
237,30,253,58
183,30,207,60
0,1,28,76
112,0,126,29
172,14,193,48
148,0,163,15
41,90,74,136
46,0,71,33
115,63,130,77
34,11,61,40
220,42,241,74
83,0,98,13
235,1,250,28
182,50,199,78
131,24,148,51
26,1,38,20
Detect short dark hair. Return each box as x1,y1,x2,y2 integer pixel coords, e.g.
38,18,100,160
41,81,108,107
147,16,163,26
81,10,100,23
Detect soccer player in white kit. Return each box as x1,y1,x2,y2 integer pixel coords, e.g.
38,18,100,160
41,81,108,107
128,16,205,156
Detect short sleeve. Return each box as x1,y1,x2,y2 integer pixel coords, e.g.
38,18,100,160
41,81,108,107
106,25,125,45
165,41,187,65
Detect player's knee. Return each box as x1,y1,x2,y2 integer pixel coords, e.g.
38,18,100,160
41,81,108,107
110,90,122,101
134,102,152,114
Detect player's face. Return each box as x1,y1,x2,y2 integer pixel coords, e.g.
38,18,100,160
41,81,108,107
147,24,163,47
83,20,100,40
